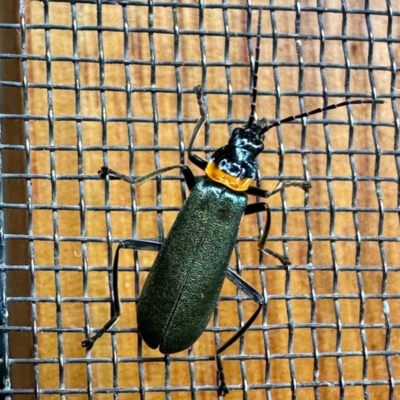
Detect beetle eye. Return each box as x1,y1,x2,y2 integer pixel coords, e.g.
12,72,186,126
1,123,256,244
219,159,228,170
231,164,240,176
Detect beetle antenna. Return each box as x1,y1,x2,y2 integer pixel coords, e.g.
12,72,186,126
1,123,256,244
259,98,384,135
247,9,262,127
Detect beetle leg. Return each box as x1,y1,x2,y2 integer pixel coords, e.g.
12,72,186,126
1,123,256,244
99,164,196,190
268,180,311,196
246,180,311,198
215,268,265,396
81,239,161,350
245,202,290,266
187,86,209,171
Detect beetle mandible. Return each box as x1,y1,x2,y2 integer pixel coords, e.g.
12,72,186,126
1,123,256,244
82,9,383,396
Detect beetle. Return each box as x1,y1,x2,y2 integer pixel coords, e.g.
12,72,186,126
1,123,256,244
82,9,383,396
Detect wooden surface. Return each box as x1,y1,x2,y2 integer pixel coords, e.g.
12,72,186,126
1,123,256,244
9,0,399,399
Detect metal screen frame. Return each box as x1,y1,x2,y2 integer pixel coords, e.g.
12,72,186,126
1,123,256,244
0,0,399,398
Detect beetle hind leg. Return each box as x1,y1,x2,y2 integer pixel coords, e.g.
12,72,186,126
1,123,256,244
81,239,162,350
215,269,265,395
216,356,229,396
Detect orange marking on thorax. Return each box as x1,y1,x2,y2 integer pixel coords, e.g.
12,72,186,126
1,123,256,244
205,162,252,192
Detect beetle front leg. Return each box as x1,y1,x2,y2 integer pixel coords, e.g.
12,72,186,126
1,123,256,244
246,180,311,198
99,163,197,191
245,202,291,266
81,239,162,350
186,85,209,171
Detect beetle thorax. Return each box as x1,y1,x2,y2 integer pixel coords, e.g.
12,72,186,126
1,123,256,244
204,125,264,192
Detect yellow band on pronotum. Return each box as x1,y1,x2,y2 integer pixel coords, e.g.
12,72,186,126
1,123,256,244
205,162,252,191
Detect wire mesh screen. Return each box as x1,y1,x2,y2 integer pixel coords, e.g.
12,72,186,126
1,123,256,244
0,0,398,399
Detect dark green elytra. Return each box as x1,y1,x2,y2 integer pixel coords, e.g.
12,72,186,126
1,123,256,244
137,177,247,353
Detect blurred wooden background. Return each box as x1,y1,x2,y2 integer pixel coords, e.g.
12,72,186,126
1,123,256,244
3,0,400,399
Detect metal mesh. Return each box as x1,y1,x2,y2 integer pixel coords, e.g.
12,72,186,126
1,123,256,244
0,0,399,398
